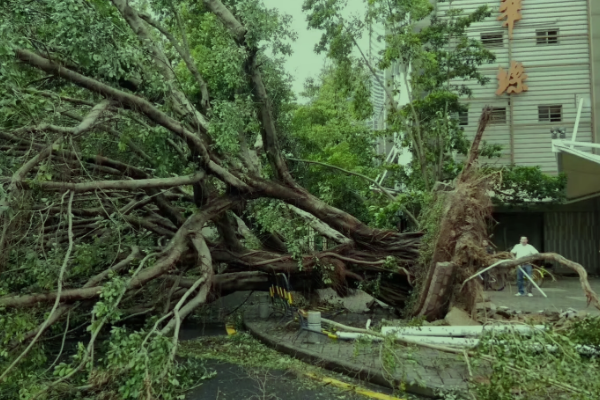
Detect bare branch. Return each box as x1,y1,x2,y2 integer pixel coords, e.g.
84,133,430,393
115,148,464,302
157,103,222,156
26,171,205,193
463,253,600,310
110,0,209,131
461,106,492,178
138,11,210,110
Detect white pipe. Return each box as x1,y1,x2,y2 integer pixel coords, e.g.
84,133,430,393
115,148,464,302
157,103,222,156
570,97,585,148
380,325,545,338
337,332,476,349
394,335,478,348
335,332,599,355
336,332,383,342
553,140,600,150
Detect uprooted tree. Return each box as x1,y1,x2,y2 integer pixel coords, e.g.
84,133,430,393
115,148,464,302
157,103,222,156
0,0,598,398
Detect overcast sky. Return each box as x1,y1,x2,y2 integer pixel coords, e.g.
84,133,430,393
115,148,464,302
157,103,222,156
260,0,370,101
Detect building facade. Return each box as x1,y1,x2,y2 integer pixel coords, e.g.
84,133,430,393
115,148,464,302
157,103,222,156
437,0,598,174
372,0,600,273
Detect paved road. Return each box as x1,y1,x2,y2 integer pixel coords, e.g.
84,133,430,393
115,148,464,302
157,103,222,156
186,359,417,400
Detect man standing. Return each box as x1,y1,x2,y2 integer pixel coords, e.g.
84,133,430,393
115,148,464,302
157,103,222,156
511,236,539,297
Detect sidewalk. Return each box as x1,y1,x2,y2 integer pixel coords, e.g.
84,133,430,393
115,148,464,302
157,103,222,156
487,277,600,316
243,307,472,399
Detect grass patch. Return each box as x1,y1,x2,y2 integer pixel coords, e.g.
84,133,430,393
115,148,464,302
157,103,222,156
178,333,317,374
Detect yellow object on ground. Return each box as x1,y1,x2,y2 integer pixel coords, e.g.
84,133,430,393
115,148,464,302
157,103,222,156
304,372,406,400
225,324,236,336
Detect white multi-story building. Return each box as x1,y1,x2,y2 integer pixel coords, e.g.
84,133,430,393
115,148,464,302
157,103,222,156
435,0,597,175
368,19,414,190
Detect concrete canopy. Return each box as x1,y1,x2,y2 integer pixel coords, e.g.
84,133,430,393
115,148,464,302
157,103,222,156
553,141,600,200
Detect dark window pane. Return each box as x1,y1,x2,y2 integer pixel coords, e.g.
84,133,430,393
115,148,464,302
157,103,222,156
489,107,507,124
481,32,504,47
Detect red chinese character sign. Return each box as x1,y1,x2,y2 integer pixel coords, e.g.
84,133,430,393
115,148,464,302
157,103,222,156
498,0,522,39
496,61,528,96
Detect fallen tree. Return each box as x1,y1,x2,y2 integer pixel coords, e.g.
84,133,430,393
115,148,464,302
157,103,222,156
0,0,422,396
0,0,597,398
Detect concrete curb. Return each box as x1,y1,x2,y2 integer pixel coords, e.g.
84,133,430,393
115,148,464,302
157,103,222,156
243,319,442,399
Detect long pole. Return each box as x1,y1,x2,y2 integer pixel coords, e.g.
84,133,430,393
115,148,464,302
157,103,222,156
571,97,585,148
518,265,547,297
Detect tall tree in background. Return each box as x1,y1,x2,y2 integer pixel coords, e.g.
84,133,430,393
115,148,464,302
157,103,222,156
288,61,383,224
303,0,566,226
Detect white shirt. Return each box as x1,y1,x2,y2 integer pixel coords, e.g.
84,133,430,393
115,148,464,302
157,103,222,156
511,243,539,259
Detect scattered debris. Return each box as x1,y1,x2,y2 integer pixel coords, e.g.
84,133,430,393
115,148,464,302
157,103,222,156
475,302,497,312
559,307,579,319
316,288,389,313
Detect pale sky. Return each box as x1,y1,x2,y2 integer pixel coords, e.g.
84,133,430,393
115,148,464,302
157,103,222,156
260,0,371,101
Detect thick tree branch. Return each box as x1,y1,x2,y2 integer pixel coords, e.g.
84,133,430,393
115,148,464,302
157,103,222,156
0,197,236,309
160,233,213,335
203,0,294,185
249,178,422,257
215,212,245,252
15,49,248,190
170,271,270,296
202,0,247,42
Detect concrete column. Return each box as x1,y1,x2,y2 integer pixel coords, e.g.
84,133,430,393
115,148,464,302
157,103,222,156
306,311,322,344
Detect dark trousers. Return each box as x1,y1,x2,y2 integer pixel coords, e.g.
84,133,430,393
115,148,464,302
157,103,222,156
517,264,533,294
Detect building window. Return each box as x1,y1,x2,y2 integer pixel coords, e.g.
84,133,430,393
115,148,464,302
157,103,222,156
481,32,504,47
536,29,559,45
538,105,562,122
458,110,468,126
489,107,507,124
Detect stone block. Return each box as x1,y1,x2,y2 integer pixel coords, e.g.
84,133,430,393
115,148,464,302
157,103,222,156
444,307,481,326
